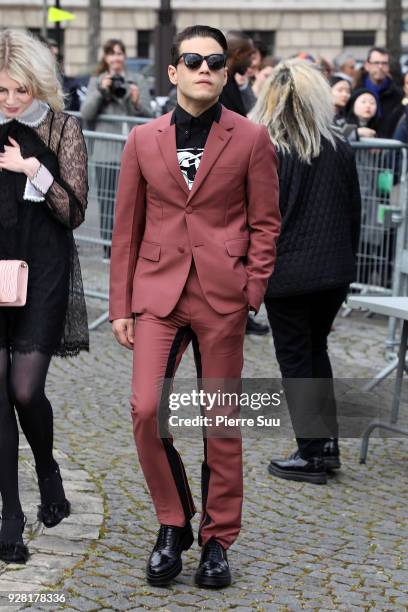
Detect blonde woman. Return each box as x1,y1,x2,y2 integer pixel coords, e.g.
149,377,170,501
0,29,88,563
250,60,361,484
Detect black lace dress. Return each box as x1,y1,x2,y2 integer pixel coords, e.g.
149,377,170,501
0,108,89,356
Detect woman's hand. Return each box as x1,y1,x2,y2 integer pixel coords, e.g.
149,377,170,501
0,137,40,177
252,67,274,97
235,73,249,87
129,83,140,107
0,137,26,173
358,127,376,138
100,74,113,92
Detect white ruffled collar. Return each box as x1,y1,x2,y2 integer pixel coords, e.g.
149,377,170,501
0,99,50,127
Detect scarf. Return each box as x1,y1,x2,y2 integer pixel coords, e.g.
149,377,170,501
363,75,391,117
0,120,59,229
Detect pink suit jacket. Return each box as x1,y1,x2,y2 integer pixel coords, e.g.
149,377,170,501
109,106,281,320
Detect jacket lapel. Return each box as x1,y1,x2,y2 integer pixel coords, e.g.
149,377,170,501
187,108,234,203
156,121,190,197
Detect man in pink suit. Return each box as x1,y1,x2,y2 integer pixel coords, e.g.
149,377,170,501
109,25,280,588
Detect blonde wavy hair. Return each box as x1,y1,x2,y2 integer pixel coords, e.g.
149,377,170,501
250,58,338,163
0,29,64,112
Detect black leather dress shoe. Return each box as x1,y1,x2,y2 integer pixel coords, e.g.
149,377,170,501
322,439,341,471
0,515,29,564
146,523,194,586
268,450,327,484
195,538,231,588
245,315,269,335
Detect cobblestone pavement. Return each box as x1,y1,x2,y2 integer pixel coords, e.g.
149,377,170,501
0,304,407,611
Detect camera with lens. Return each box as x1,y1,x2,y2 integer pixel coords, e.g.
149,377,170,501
110,74,127,98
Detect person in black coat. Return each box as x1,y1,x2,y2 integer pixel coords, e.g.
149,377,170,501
219,31,254,117
250,59,362,484
392,72,408,142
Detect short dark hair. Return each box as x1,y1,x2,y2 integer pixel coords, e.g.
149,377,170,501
170,25,227,66
225,31,253,58
367,46,390,61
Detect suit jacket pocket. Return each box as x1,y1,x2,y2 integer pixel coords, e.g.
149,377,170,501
225,238,250,257
138,240,161,261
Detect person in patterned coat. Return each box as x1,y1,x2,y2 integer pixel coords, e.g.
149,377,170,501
0,29,88,564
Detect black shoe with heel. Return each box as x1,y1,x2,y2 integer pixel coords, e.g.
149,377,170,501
146,523,194,586
37,467,71,528
0,514,29,564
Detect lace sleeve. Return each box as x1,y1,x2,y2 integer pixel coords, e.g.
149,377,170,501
45,115,88,229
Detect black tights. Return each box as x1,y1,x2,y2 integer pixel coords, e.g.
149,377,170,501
0,348,58,521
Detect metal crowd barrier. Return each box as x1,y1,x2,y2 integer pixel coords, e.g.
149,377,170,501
350,139,407,299
74,130,128,329
346,140,408,368
346,139,408,390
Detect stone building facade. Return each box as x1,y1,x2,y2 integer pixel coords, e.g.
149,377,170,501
1,0,408,75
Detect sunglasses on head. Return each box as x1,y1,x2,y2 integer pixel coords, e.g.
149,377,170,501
175,53,227,71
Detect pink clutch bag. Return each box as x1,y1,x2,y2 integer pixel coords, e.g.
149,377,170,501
0,260,29,307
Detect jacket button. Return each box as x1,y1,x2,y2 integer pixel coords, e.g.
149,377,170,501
185,205,193,214
178,246,185,254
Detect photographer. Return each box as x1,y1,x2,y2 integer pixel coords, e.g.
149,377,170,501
81,39,153,259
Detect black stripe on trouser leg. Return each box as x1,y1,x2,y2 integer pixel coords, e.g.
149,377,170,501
158,325,196,523
191,333,212,545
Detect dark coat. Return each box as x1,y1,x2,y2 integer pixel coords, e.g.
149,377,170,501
266,136,361,298
353,71,403,138
393,105,408,142
219,74,247,116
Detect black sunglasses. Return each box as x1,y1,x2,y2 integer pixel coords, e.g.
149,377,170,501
175,53,227,71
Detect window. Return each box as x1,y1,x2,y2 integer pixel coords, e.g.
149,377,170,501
137,30,153,58
343,31,376,47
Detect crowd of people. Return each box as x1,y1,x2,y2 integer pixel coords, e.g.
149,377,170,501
75,33,400,294
226,40,407,142
43,27,407,147
0,23,398,592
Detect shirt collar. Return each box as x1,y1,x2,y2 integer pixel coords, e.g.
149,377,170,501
171,102,221,128
0,99,50,127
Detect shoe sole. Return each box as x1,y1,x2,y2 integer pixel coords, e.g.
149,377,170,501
0,552,29,564
147,559,182,586
146,530,194,586
195,573,231,588
268,463,327,484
